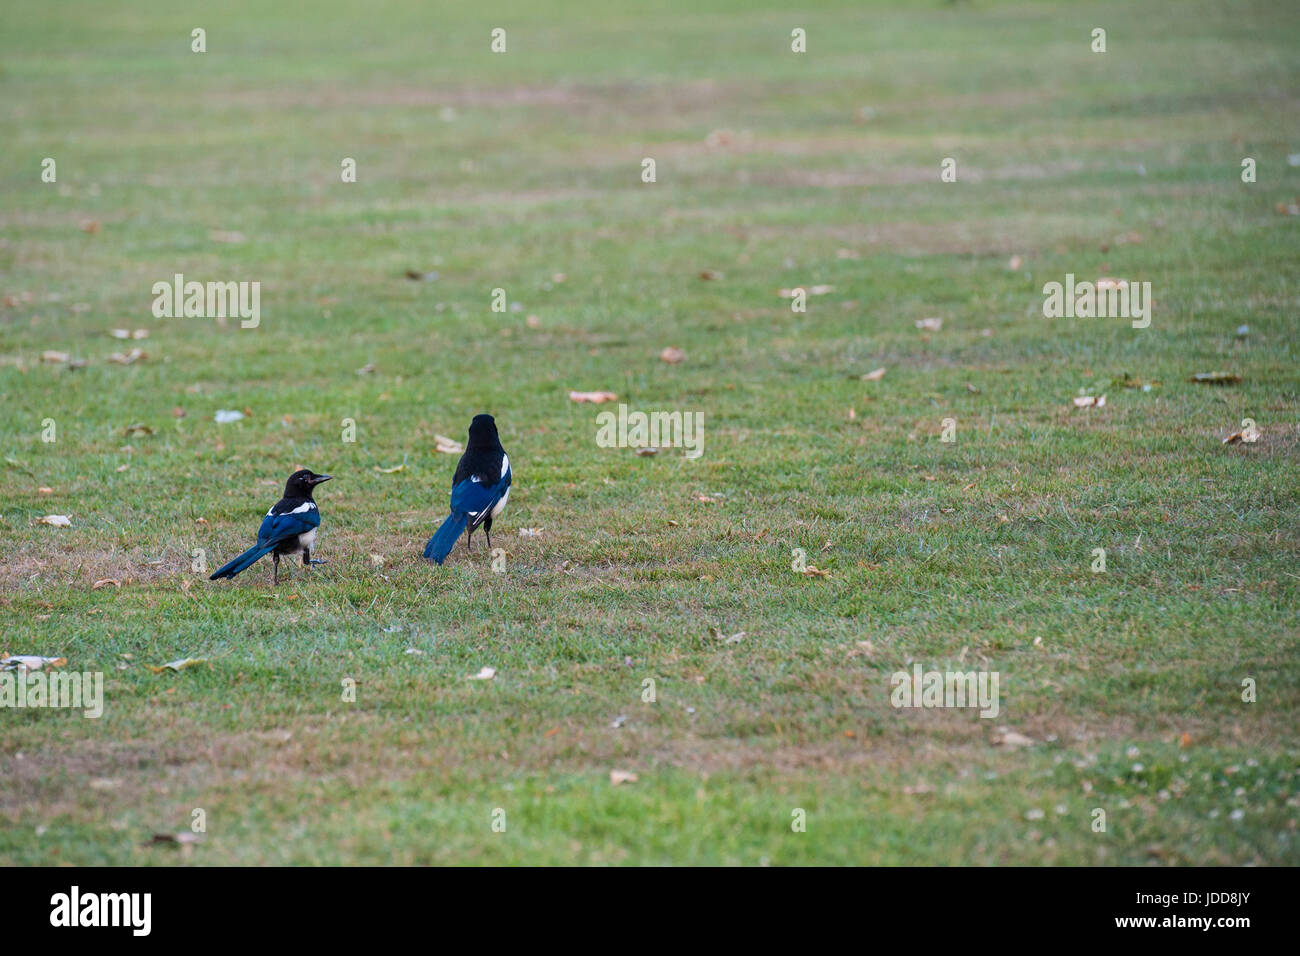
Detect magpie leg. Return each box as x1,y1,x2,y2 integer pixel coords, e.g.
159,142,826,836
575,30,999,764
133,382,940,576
484,517,493,551
466,528,473,553
273,552,280,586
303,547,311,568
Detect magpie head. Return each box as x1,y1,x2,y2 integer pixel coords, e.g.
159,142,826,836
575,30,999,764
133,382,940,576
285,469,332,498
466,413,501,449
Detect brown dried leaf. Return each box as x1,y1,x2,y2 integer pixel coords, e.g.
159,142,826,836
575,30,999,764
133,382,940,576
568,390,617,403
146,657,207,674
434,434,463,454
993,729,1035,749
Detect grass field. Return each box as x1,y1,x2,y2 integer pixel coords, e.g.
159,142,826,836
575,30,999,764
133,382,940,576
2,0,1298,865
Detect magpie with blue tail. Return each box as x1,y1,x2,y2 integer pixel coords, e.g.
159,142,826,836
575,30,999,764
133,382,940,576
210,469,332,585
424,414,511,564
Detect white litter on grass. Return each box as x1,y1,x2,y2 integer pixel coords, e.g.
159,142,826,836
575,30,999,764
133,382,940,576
1,654,67,672
468,667,496,680
214,410,244,424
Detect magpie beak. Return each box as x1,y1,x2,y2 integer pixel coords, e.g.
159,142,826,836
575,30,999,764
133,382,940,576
310,474,333,485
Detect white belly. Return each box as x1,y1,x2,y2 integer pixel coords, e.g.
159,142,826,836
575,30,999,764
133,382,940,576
297,529,317,552
490,487,509,518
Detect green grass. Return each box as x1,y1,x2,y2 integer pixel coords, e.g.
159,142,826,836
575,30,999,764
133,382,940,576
1,0,1297,865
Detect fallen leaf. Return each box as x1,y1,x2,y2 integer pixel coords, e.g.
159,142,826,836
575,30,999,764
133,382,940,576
1007,255,1023,271
41,350,70,364
609,770,638,785
993,729,1035,749
124,423,154,436
147,657,207,673
37,514,72,527
357,362,377,375
404,269,438,281
374,463,406,474
150,832,203,845
801,566,831,578
1072,394,1107,408
525,314,542,328
862,367,887,381
778,285,834,297
433,434,463,454
108,348,146,365
634,446,659,456
79,219,101,234
37,486,54,494
698,270,723,280
915,317,943,331
92,579,122,590
659,346,686,364
518,528,543,538
568,390,617,403
1190,372,1242,385
468,666,496,680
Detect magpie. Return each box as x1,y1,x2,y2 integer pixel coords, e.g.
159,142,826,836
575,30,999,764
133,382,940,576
424,414,511,564
210,469,332,585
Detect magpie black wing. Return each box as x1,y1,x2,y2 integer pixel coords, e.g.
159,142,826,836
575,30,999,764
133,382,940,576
255,505,319,548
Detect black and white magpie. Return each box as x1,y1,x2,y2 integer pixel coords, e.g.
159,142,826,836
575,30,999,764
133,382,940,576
210,469,332,585
424,414,511,564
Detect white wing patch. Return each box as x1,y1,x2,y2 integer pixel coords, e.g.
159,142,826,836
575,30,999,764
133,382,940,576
500,454,510,480
269,500,317,516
